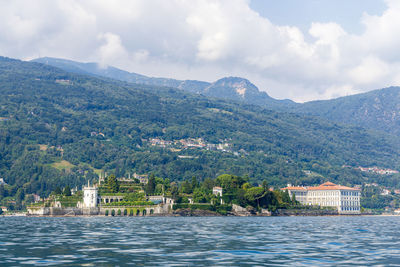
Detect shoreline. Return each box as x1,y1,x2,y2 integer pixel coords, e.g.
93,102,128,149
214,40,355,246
3,213,393,218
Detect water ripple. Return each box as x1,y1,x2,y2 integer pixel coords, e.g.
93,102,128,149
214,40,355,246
1,216,400,265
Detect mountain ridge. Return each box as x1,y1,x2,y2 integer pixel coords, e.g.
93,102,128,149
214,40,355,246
32,57,294,108
31,57,400,137
295,86,400,136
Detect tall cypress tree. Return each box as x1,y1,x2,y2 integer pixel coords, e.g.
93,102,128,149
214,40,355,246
146,174,156,195
107,174,120,193
63,185,71,196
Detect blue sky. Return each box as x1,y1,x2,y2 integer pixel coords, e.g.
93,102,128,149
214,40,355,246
0,0,398,102
250,0,386,34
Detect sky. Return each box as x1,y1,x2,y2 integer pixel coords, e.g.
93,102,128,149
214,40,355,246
1,0,399,102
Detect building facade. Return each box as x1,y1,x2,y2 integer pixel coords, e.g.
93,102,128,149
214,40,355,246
282,182,361,214
83,183,98,208
212,186,223,197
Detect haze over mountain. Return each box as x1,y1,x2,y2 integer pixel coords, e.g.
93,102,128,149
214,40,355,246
33,57,400,137
293,87,400,136
32,57,293,109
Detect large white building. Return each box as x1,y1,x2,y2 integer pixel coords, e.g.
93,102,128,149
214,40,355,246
282,181,361,214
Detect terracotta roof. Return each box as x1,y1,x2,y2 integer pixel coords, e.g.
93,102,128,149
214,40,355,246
308,181,359,191
281,182,359,191
281,186,307,191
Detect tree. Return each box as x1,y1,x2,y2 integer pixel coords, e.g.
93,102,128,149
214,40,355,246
202,178,214,191
0,185,6,199
155,184,163,195
181,180,192,194
216,174,246,190
245,187,266,209
170,182,179,200
164,178,171,191
282,189,291,204
15,188,25,202
107,174,120,193
54,186,62,195
291,192,297,205
191,176,199,190
262,180,269,190
242,182,252,190
193,188,208,203
63,185,71,196
146,174,156,195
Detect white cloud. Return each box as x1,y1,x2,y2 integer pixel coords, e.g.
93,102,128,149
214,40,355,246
97,32,128,68
1,0,400,101
348,56,390,85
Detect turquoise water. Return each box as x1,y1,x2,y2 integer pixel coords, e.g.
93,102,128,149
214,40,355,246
1,216,400,266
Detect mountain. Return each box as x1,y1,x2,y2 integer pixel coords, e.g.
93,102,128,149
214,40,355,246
295,86,400,136
2,56,400,199
31,58,400,137
32,57,294,108
204,77,292,109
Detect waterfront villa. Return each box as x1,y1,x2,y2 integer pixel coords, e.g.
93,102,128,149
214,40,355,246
82,182,174,209
282,181,361,214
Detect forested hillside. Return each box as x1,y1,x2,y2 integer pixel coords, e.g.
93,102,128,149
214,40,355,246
36,57,400,138
294,86,400,136
2,56,400,201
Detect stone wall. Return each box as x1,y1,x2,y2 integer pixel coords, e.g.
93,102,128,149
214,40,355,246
99,204,171,216
27,203,172,216
274,208,339,216
27,207,83,216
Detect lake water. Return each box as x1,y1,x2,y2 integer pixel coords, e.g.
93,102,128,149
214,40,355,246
1,216,400,266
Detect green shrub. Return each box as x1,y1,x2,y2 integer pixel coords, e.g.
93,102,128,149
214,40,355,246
123,209,127,216
111,209,115,216
105,210,109,216
172,204,231,215
103,200,154,206
117,209,121,216
129,209,134,216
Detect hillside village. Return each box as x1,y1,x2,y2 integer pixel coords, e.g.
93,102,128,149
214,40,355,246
146,137,242,155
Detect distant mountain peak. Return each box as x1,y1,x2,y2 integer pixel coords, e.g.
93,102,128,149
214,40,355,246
204,76,276,104
210,77,257,89
31,57,294,109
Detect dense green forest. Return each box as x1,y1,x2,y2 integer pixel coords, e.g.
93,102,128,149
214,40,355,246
294,86,400,136
2,56,400,209
34,57,400,137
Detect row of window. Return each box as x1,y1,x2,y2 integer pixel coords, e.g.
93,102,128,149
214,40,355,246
342,206,359,211
341,191,359,196
341,201,359,206
295,191,360,197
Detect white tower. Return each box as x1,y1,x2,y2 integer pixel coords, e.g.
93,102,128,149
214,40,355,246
83,181,98,208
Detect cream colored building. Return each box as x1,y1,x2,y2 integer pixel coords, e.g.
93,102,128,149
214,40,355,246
212,186,223,197
282,182,360,214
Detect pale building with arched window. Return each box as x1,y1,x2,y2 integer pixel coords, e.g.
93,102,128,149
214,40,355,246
282,182,361,214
